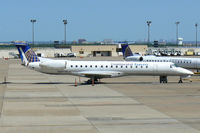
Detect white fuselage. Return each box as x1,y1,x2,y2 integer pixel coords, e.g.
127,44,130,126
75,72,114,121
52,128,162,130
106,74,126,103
125,55,200,69
27,59,193,78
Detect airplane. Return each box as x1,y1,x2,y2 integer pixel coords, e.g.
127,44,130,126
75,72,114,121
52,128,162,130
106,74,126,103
122,44,200,71
13,41,193,84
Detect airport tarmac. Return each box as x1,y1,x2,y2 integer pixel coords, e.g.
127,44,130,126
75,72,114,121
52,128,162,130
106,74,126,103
0,57,200,133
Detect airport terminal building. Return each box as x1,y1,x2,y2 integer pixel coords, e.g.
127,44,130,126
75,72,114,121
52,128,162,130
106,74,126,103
0,44,148,58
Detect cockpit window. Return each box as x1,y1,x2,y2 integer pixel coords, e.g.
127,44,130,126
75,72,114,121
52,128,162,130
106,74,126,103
170,64,177,68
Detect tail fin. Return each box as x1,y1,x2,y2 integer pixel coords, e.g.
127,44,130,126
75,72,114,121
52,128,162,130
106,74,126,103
14,41,40,65
121,44,133,58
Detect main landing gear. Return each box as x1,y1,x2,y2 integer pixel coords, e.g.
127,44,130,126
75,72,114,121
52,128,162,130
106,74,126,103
160,76,168,83
86,77,99,84
160,76,184,83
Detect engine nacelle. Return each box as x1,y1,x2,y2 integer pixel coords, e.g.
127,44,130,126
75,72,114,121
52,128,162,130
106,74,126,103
39,60,66,70
125,56,143,61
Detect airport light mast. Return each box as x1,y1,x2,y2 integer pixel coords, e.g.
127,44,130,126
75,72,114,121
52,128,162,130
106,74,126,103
63,19,67,44
195,23,198,47
30,19,36,45
175,21,180,45
146,21,152,44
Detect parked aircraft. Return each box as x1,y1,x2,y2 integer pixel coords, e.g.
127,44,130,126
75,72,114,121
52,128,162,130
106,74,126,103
122,44,200,71
14,41,193,83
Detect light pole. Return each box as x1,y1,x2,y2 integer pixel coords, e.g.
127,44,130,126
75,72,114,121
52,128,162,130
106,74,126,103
30,19,36,45
63,19,67,44
146,21,152,44
175,21,180,45
195,23,198,47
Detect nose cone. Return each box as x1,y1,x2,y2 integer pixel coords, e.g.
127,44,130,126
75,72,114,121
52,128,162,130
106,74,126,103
180,68,194,75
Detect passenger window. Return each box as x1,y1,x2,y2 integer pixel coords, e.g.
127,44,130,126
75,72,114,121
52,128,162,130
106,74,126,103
121,66,123,68
126,66,128,68
111,65,113,68
116,66,118,68
146,66,148,68
101,65,103,68
80,65,82,68
71,65,73,67
106,65,108,68
85,65,87,68
141,66,143,68
136,66,137,68
76,65,78,67
95,65,97,68
90,65,92,68
130,66,132,68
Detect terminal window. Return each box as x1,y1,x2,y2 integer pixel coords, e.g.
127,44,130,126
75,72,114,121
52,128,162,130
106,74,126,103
79,51,84,54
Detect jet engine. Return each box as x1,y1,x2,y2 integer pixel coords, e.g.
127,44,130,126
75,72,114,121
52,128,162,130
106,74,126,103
125,56,143,61
39,60,66,70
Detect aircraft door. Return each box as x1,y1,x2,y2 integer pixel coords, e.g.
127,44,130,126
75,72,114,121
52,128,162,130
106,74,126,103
196,60,200,69
65,61,67,69
153,64,158,75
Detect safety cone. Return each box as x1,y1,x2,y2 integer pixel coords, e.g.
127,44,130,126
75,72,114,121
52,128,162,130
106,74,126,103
75,78,77,87
3,76,6,84
79,77,81,83
92,79,94,86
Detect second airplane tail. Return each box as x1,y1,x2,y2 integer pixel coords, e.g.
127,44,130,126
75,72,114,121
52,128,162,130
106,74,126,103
121,44,134,58
14,41,40,65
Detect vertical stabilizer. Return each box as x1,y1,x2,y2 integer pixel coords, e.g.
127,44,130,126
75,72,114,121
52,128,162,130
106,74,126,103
121,44,133,58
14,41,40,65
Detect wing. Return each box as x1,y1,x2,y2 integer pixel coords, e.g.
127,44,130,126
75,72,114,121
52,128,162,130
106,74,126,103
76,71,124,78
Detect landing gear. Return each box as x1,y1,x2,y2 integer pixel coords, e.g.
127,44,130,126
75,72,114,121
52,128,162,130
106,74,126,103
160,76,168,83
86,78,98,84
178,77,183,83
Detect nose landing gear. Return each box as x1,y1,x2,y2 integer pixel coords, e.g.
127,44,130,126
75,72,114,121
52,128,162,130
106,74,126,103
178,77,183,83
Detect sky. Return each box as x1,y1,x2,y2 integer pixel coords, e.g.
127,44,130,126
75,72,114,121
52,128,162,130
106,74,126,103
0,0,200,42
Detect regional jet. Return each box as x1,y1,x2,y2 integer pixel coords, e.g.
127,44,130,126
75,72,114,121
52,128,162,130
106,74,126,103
14,41,193,83
122,44,200,71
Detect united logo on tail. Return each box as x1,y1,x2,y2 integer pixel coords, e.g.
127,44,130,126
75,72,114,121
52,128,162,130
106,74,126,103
25,49,40,62
121,44,133,58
